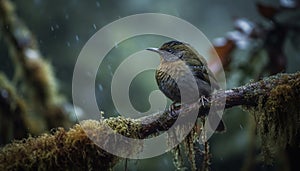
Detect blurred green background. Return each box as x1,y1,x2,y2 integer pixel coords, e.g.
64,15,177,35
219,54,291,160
1,0,299,170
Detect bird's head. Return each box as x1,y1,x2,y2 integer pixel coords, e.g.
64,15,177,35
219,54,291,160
147,40,190,62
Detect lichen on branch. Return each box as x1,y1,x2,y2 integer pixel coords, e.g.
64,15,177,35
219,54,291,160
1,72,299,170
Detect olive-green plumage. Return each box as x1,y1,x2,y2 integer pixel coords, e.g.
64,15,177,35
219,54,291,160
147,40,225,132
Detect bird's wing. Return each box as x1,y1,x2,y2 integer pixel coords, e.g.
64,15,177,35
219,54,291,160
182,43,220,90
188,57,220,90
192,66,220,90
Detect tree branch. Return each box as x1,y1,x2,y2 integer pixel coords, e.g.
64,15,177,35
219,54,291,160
140,72,300,138
0,0,72,134
1,72,299,170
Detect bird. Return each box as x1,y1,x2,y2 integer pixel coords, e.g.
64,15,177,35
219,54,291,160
147,40,225,132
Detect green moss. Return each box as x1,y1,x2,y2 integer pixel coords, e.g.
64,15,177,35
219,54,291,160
244,75,300,163
0,73,29,144
104,116,142,138
0,118,144,170
168,119,203,171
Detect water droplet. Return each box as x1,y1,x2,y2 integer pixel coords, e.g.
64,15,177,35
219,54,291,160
107,65,113,76
65,13,69,20
98,84,103,91
93,24,97,30
75,35,79,41
240,124,243,130
96,1,100,7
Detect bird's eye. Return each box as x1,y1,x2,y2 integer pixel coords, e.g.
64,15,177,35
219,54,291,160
167,49,172,53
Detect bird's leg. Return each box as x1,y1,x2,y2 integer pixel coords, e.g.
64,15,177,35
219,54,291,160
169,102,181,116
170,101,181,110
199,96,209,106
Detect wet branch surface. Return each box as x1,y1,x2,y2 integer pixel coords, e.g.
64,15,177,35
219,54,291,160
140,72,299,138
0,0,299,169
0,72,299,170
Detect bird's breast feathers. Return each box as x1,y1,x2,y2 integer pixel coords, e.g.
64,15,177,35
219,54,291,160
158,60,191,80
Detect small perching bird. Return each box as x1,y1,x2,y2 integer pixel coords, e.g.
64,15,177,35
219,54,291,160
147,40,225,132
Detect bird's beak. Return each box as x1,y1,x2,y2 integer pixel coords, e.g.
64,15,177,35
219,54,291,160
146,47,160,54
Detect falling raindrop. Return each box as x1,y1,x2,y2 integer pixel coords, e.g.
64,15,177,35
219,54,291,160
50,26,54,31
93,24,97,30
55,24,60,29
107,65,113,76
65,13,69,20
239,124,243,130
75,35,79,41
98,84,103,91
96,1,100,7
66,41,71,47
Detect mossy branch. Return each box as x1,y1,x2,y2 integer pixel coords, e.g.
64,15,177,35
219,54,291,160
1,120,120,170
0,73,29,145
140,72,300,138
0,0,72,133
1,72,299,170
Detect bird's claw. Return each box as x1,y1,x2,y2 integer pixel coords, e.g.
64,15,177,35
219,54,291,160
169,102,181,116
199,96,209,106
